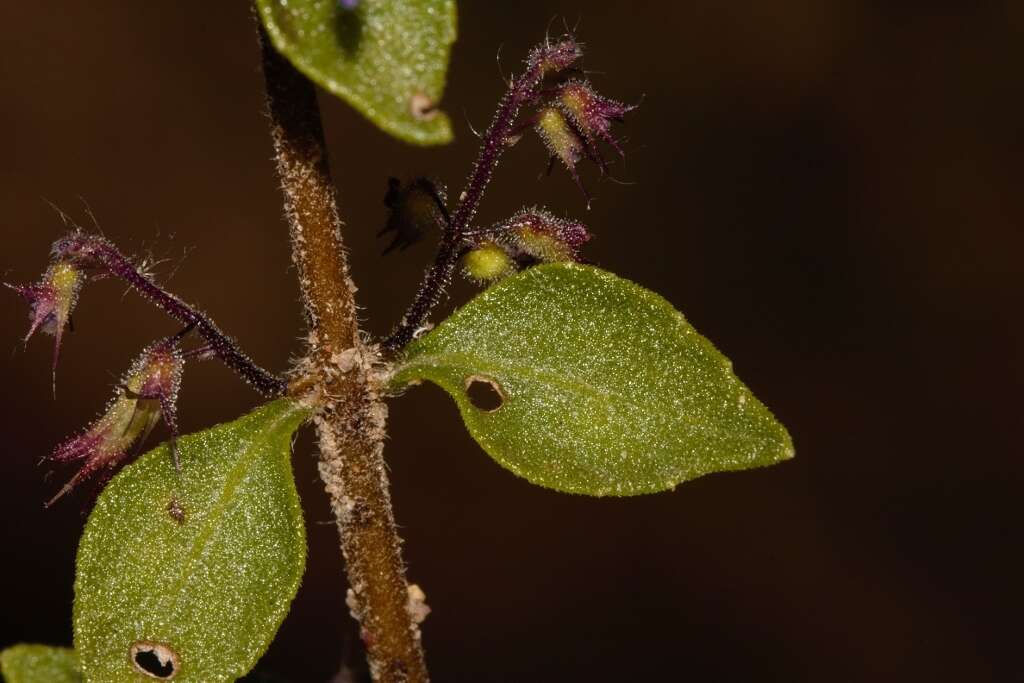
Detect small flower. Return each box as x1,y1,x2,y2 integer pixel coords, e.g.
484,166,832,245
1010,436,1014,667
555,79,634,169
44,334,186,507
507,208,590,263
378,177,450,254
5,260,85,392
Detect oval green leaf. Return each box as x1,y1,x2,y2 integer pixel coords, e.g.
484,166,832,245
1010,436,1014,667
0,645,80,683
256,0,456,145
74,399,310,683
391,264,794,496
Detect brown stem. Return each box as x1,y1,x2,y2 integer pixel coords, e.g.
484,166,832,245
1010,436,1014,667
257,23,428,683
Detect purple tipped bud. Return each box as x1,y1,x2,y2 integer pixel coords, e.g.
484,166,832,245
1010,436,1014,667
530,37,583,77
508,208,590,262
556,80,633,166
45,335,185,506
5,260,85,389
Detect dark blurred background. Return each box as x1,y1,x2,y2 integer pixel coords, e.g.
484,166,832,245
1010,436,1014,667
1,2,1021,681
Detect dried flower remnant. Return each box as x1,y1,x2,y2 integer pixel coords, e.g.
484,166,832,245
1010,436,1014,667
44,334,186,507
5,260,86,392
379,177,450,254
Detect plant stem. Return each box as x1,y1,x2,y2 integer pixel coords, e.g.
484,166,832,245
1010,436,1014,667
257,24,429,683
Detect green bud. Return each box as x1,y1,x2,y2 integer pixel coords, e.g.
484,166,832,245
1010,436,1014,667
462,242,515,284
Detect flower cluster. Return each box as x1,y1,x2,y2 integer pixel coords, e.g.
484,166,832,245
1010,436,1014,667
6,232,277,505
533,79,635,201
378,33,636,351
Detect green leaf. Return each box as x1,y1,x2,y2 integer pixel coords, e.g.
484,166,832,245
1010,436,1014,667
0,645,80,683
391,263,793,496
74,399,310,683
256,0,456,145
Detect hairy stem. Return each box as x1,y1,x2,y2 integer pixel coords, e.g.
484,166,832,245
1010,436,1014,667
382,43,568,352
53,233,286,396
258,24,429,683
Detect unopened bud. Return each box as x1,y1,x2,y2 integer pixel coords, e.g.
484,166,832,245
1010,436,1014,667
535,107,587,195
461,242,515,284
531,37,583,77
509,209,590,263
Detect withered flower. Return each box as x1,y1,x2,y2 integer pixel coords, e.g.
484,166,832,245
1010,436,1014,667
45,334,185,507
379,177,450,254
5,260,85,393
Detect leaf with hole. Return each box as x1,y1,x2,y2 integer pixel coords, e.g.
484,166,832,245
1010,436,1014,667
255,0,456,145
391,263,793,496
0,644,80,683
73,399,310,683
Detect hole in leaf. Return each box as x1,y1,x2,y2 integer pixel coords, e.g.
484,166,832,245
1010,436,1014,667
464,375,504,412
131,641,178,679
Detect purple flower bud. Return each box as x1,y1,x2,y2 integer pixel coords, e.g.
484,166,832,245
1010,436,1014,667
530,37,584,77
556,79,634,169
44,335,185,506
5,260,85,392
508,208,590,262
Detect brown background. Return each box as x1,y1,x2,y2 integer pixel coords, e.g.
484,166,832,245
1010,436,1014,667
1,2,1020,681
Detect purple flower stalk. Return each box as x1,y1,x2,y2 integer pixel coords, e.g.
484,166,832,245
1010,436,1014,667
382,36,583,352
50,232,286,396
